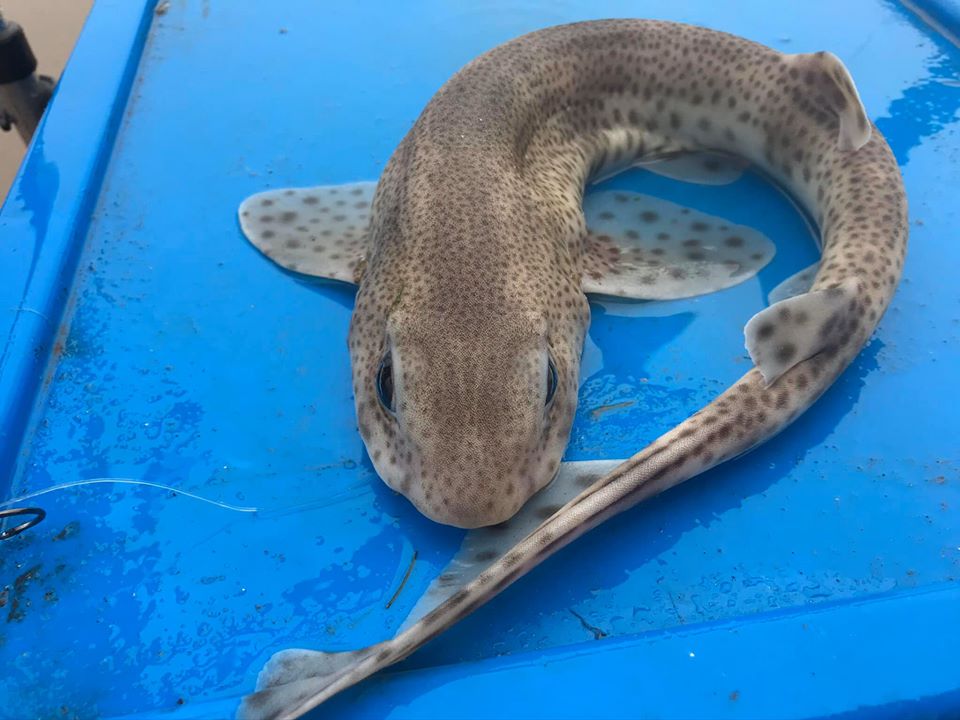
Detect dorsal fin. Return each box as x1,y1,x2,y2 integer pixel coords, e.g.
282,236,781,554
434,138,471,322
786,51,871,151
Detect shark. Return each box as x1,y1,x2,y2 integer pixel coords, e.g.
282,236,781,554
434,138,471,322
235,19,907,720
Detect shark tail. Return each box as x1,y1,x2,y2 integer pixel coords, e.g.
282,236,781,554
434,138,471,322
237,644,384,720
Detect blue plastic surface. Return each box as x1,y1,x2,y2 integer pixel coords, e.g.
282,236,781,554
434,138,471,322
1,1,958,718
904,0,960,42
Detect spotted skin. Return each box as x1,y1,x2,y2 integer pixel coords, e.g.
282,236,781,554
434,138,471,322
238,19,907,720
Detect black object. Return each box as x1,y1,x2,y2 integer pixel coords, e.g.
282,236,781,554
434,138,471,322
0,507,46,541
0,18,38,84
0,13,55,143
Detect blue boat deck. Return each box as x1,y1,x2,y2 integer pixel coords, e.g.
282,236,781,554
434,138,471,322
1,1,958,717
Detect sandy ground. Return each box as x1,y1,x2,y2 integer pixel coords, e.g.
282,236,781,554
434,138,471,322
0,0,93,201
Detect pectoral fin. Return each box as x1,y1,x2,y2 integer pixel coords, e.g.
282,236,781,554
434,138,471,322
238,181,376,283
582,191,775,300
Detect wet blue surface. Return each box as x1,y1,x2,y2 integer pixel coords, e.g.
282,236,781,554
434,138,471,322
1,0,959,718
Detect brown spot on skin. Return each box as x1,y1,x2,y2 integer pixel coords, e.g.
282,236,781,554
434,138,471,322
776,344,797,364
504,551,524,566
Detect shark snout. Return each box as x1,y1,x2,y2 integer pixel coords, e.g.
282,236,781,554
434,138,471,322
418,485,522,528
409,436,548,528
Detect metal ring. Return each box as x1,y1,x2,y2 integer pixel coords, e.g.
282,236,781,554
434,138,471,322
0,507,46,540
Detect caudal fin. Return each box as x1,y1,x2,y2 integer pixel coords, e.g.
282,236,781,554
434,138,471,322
237,646,380,720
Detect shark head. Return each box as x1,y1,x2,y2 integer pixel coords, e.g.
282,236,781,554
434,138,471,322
351,299,587,528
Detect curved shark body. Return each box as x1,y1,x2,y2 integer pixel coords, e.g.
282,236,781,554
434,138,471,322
237,19,907,719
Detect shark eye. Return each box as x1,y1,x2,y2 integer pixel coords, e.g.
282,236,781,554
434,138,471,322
376,355,395,413
545,358,558,406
